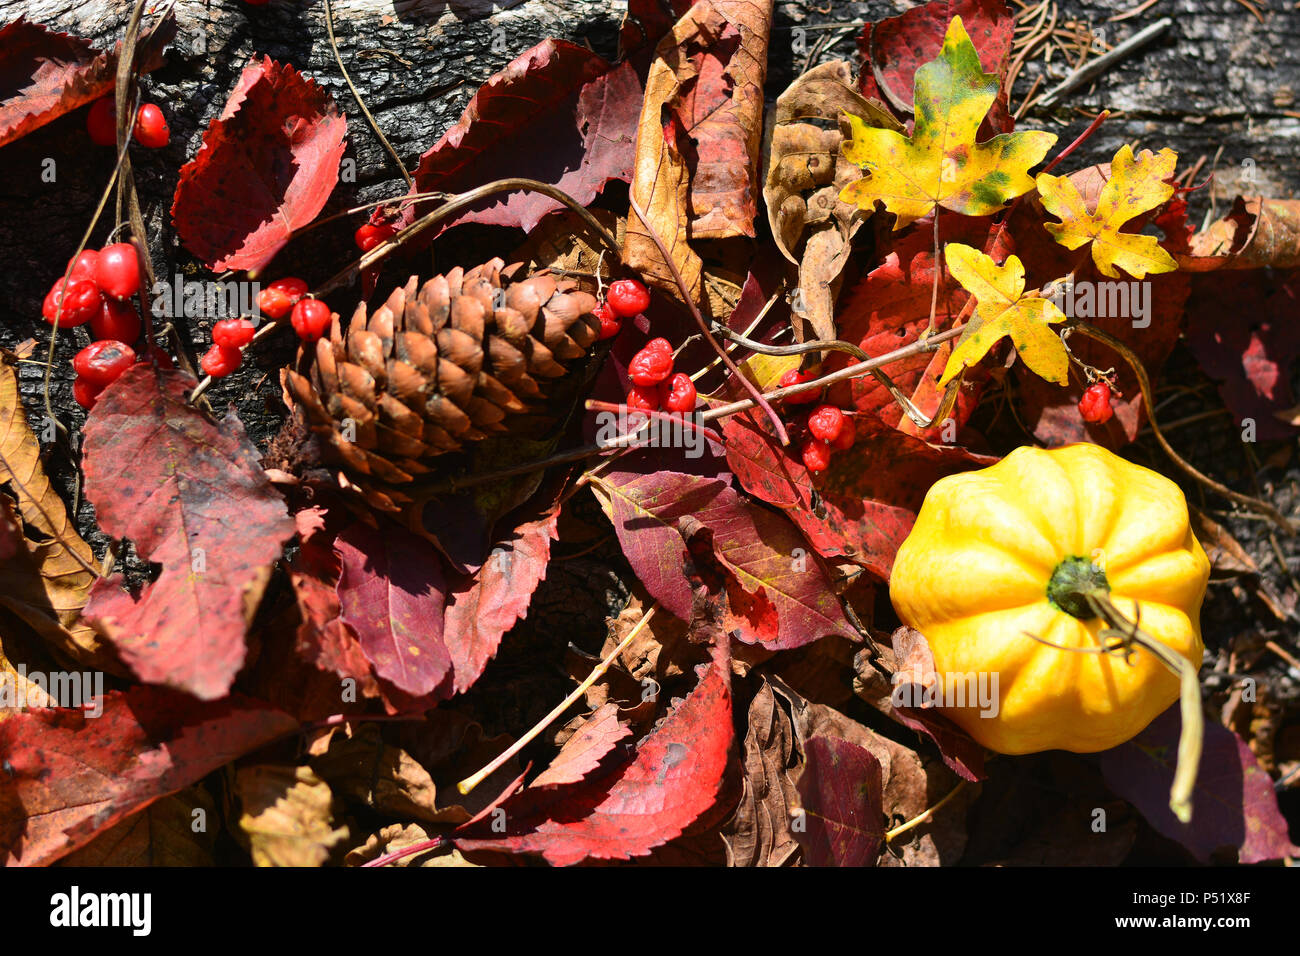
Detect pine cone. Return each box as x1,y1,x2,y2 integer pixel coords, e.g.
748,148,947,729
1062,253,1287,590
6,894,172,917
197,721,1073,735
282,258,599,514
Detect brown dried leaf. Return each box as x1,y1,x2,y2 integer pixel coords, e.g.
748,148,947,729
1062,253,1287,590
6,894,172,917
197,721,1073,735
236,765,348,867
1181,198,1300,271
56,789,217,867
0,363,112,670
1190,508,1258,578
722,680,800,866
345,823,478,867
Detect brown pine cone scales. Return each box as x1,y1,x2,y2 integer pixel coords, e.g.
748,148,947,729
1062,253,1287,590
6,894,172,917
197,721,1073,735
281,258,600,514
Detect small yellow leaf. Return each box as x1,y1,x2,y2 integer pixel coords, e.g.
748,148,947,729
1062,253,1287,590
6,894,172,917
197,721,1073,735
940,243,1069,386
1036,144,1179,278
840,16,1057,230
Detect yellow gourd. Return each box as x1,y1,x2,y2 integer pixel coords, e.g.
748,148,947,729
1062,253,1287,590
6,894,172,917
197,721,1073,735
889,443,1210,754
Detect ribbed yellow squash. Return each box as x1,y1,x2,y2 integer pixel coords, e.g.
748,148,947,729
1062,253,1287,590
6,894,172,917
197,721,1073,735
889,443,1209,754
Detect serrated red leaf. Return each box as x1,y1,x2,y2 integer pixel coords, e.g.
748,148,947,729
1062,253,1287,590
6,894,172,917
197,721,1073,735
454,659,732,866
723,411,993,578
171,56,346,272
81,366,294,700
793,734,884,866
0,15,175,149
0,688,296,866
409,39,640,234
857,0,1014,133
335,520,451,698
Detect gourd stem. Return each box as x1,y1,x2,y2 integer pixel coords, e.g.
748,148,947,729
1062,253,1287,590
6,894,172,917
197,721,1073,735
1077,589,1203,823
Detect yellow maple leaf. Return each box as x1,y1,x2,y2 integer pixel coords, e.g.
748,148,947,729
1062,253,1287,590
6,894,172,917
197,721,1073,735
839,16,1057,230
940,243,1069,386
1035,144,1179,278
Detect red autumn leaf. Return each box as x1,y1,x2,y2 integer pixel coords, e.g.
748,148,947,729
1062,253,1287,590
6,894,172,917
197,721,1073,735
530,703,633,789
0,15,175,149
81,365,295,700
287,507,381,701
1184,271,1300,441
856,0,1014,132
334,520,452,699
595,469,858,648
0,688,296,866
827,215,997,438
441,507,559,697
723,411,993,579
1099,707,1300,864
408,39,640,235
793,734,884,866
454,659,732,866
171,56,347,272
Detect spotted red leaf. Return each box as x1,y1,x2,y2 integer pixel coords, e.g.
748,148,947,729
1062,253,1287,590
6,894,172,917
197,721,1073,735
793,734,885,866
335,521,451,698
408,39,640,235
0,688,296,866
171,56,347,272
0,15,175,149
856,0,1014,132
454,659,732,866
81,366,295,700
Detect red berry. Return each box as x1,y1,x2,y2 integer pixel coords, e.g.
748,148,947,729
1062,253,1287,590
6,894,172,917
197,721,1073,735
42,277,102,327
807,403,846,443
91,298,142,343
73,340,137,389
354,222,396,252
66,249,100,282
1078,383,1114,424
200,344,243,378
830,423,855,452
291,298,333,342
86,98,116,146
625,384,661,411
660,372,697,413
594,302,620,340
257,277,309,321
801,438,832,473
644,337,673,355
607,278,651,319
73,378,102,410
777,368,821,404
133,103,169,148
628,345,674,387
212,317,257,348
93,243,141,300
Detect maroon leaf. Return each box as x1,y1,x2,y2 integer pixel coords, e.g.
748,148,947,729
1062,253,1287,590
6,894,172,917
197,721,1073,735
530,703,632,789
857,0,1014,132
335,521,451,698
1099,707,1300,864
794,734,884,866
455,658,732,865
408,39,640,234
723,410,993,579
1184,271,1300,441
0,15,175,149
81,366,295,700
171,56,347,272
597,470,858,647
0,688,296,866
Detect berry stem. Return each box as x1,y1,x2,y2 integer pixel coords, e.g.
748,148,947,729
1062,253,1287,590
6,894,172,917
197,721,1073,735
627,196,790,447
585,400,722,444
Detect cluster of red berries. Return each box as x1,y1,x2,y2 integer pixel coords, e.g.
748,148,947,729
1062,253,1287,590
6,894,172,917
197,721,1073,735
198,276,332,380
624,339,697,413
776,368,855,473
41,244,144,409
1078,382,1115,424
594,278,651,342
86,98,169,149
